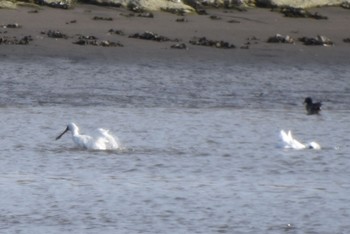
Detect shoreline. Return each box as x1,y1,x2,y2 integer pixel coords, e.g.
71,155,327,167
1,4,350,64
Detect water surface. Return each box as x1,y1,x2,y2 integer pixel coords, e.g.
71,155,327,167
0,57,349,233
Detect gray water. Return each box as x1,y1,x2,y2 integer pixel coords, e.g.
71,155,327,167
0,56,350,234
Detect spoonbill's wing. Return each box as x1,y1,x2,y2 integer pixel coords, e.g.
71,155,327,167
288,131,306,149
90,136,109,150
280,130,292,146
96,128,119,150
280,130,306,150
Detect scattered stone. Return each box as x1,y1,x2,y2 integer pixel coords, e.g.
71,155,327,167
120,12,135,17
309,12,328,20
99,40,123,47
227,19,240,23
66,20,77,24
127,2,145,13
161,7,186,15
299,35,334,46
73,35,123,47
42,30,69,39
0,35,33,45
189,37,235,49
7,23,21,28
196,8,208,15
267,34,294,44
171,43,187,49
176,18,188,22
240,36,259,49
35,0,71,9
118,10,154,18
281,7,307,17
78,35,98,40
343,38,350,43
281,7,328,20
1,23,21,29
247,36,259,42
18,35,33,44
240,44,249,49
209,15,221,20
223,1,246,10
87,0,121,8
28,9,39,13
93,16,113,21
129,31,174,42
241,36,259,48
137,12,154,18
51,1,69,9
108,29,125,36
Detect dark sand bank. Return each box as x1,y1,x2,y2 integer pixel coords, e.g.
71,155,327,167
1,4,350,64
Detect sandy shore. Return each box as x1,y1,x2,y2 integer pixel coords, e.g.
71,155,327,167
1,4,350,63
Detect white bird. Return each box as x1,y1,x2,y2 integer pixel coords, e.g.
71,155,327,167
56,122,120,150
280,129,321,150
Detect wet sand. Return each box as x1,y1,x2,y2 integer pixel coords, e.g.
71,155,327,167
1,4,350,63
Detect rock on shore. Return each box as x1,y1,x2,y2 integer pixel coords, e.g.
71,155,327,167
256,0,350,8
191,0,350,8
1,0,350,10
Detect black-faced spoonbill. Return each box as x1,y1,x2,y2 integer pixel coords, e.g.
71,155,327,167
280,129,321,150
56,122,119,150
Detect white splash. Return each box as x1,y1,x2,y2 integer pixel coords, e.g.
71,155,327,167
280,129,321,150
56,122,120,150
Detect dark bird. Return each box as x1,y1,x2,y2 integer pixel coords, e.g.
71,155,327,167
304,97,322,115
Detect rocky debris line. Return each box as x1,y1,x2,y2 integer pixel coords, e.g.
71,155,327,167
170,43,187,49
127,2,146,12
125,2,154,17
2,0,350,12
120,11,154,17
189,0,350,11
1,23,22,29
280,7,328,19
93,16,113,21
209,15,222,20
0,35,33,45
240,36,259,49
189,36,235,49
267,34,294,44
73,35,123,47
85,0,121,7
184,0,248,14
161,7,186,15
108,29,126,36
66,19,77,24
35,0,71,9
41,30,69,39
299,35,333,46
137,12,154,18
129,31,177,42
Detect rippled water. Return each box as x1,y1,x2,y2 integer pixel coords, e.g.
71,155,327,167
0,56,350,233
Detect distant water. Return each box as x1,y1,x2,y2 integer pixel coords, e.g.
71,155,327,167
1,56,350,234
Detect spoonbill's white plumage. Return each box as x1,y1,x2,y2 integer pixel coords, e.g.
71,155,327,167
280,130,321,150
56,122,119,150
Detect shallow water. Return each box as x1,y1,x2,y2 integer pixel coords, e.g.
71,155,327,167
0,57,350,233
